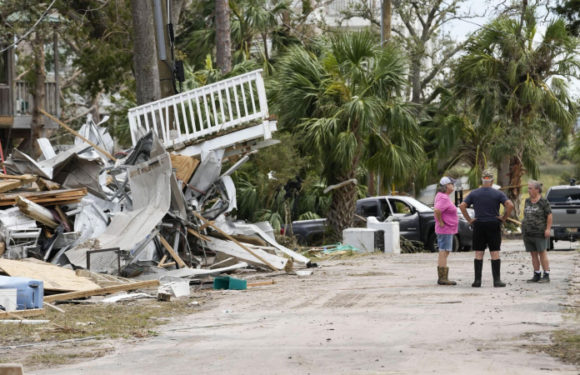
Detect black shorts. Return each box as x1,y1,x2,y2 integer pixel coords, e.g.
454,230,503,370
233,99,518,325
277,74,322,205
472,221,501,251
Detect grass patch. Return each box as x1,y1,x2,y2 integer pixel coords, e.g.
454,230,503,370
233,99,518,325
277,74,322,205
0,295,205,369
541,330,580,365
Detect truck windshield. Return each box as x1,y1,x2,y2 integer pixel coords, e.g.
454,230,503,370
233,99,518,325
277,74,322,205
547,189,580,203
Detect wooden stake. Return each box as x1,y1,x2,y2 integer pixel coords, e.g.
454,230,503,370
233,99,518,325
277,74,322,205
247,280,276,287
159,236,187,268
39,109,117,162
192,211,278,271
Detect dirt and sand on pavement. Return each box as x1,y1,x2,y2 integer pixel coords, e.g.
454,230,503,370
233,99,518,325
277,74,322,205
30,240,579,375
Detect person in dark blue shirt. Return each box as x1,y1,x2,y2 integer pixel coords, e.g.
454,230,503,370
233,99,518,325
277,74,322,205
460,170,514,287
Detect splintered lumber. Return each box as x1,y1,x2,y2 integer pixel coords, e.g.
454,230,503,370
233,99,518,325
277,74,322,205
16,196,58,228
159,236,187,268
44,280,160,303
205,237,287,271
39,109,117,162
0,309,44,319
0,188,87,206
37,178,61,191
0,179,25,193
170,154,200,183
187,227,210,241
0,173,37,183
0,258,100,292
192,211,279,271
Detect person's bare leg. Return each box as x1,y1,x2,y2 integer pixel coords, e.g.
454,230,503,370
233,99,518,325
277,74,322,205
539,251,550,272
437,251,449,267
530,252,540,271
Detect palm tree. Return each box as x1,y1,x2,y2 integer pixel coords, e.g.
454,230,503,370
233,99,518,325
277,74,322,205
272,31,423,239
453,8,578,215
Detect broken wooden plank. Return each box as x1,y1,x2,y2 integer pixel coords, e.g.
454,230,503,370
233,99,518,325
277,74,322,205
0,258,100,292
0,188,87,206
44,280,160,303
193,211,279,271
186,227,210,241
44,302,65,313
0,179,25,193
0,173,37,182
40,109,117,162
157,255,168,268
0,308,44,319
164,262,249,278
159,236,187,268
37,178,61,191
247,280,276,287
16,196,59,228
204,237,287,271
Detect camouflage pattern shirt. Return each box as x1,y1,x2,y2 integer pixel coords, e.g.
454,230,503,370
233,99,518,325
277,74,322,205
522,197,551,238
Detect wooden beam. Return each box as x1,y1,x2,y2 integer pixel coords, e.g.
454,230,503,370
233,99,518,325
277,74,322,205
39,109,117,162
157,254,168,268
186,227,210,242
44,280,160,303
192,211,278,271
0,309,44,319
0,173,37,182
44,302,65,313
158,236,187,268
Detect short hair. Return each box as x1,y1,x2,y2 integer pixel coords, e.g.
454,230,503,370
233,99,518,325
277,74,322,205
528,179,543,193
436,184,447,193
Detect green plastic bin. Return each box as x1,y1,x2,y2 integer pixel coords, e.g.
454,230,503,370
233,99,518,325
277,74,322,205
212,276,247,290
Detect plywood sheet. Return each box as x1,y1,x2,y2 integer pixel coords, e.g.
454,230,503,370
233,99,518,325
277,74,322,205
0,258,100,292
170,154,199,183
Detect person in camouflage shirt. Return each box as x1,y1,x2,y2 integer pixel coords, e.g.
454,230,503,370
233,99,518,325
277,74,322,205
522,180,552,283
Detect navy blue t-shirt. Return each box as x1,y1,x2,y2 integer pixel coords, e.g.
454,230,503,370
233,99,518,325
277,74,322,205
463,187,508,222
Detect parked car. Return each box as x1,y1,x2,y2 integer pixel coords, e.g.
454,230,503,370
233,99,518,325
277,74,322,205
287,195,473,251
546,180,580,249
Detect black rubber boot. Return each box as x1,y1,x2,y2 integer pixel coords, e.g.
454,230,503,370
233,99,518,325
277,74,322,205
527,272,541,283
491,259,506,287
472,259,482,287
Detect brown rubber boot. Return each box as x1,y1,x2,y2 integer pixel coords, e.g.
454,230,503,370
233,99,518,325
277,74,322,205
437,266,456,285
443,267,457,285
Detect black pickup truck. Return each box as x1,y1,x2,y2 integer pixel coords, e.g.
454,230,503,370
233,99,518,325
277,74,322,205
546,181,580,249
287,195,473,251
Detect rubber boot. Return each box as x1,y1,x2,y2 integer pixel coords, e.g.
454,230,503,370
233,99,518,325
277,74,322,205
443,267,457,285
472,259,482,287
437,267,456,285
491,259,506,287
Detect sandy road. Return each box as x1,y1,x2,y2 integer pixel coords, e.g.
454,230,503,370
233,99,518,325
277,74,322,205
33,240,579,375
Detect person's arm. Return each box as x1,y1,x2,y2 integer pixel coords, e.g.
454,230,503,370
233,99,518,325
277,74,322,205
459,202,475,224
434,208,445,228
499,199,514,222
545,213,552,238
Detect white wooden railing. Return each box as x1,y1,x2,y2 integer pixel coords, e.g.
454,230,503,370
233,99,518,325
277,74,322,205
128,70,270,149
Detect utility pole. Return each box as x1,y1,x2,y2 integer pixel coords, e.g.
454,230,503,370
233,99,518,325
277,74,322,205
153,0,176,99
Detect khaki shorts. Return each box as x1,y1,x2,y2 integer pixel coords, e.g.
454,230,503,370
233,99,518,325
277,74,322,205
524,236,548,252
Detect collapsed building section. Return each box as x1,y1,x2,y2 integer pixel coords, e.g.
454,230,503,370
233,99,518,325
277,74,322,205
0,70,310,308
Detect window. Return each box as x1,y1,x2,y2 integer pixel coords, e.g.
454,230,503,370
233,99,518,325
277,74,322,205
390,199,413,214
547,188,580,203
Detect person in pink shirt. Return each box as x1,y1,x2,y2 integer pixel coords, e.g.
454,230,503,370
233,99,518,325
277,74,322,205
433,176,459,285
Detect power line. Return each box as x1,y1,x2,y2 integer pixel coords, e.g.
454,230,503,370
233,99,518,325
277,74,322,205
0,0,58,54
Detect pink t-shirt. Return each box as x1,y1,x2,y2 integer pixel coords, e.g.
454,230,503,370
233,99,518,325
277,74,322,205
434,192,458,234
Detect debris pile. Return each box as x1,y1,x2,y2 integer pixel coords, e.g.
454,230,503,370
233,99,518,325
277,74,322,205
0,113,311,312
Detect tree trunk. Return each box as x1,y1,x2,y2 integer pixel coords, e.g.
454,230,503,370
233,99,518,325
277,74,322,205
131,0,161,105
30,32,45,158
327,177,358,242
262,33,269,61
215,0,232,74
410,55,422,103
381,0,392,43
496,156,510,189
507,156,525,217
